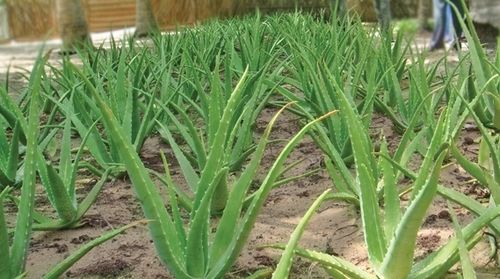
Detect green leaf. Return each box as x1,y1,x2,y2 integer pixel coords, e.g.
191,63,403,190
160,151,187,257
409,205,500,279
272,189,332,278
209,103,292,266
267,244,375,279
75,169,111,221
380,138,400,242
0,187,11,279
59,119,73,187
448,201,477,279
186,68,250,277
437,186,500,235
6,122,20,181
207,110,337,278
10,57,44,277
380,145,448,278
157,121,199,191
44,162,77,223
71,64,188,278
334,72,386,266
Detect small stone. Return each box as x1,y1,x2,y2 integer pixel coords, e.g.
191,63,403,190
437,210,451,221
463,137,474,145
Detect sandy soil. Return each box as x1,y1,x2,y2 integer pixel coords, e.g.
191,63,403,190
1,31,499,278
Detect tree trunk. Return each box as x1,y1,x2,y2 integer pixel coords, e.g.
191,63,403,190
135,0,158,37
417,0,431,31
56,0,91,52
374,0,391,31
330,0,347,17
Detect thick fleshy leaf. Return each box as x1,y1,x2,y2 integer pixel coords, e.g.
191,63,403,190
272,189,331,278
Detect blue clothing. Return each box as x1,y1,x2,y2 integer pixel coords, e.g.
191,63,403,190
430,0,463,50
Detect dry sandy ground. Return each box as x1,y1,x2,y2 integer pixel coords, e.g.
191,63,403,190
1,30,499,278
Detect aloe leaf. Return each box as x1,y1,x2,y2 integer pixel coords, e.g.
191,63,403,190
450,0,492,91
133,87,158,153
466,73,491,127
0,103,24,140
6,122,20,181
0,123,8,168
273,189,332,278
150,169,193,211
59,119,72,187
448,201,477,279
409,205,500,279
267,244,375,279
380,145,448,278
10,58,43,277
0,92,28,144
285,100,355,194
488,92,500,130
75,168,111,221
324,157,351,195
44,162,77,223
185,68,250,277
376,155,500,236
123,78,134,145
71,64,188,278
0,187,11,279
335,75,386,265
209,104,292,265
380,138,400,241
438,186,500,235
7,193,53,227
160,151,187,255
211,168,229,214
69,118,102,201
410,110,448,199
450,144,489,186
42,221,145,279
453,86,500,204
45,94,112,168
0,169,14,189
207,58,223,148
208,111,337,278
31,169,110,231
166,102,206,169
246,268,273,279
157,121,199,191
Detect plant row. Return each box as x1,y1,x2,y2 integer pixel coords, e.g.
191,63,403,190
0,7,499,279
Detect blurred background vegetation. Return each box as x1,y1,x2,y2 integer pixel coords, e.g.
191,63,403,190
0,0,497,42
1,0,425,41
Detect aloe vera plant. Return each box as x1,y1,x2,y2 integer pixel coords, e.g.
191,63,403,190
450,0,500,131
155,53,303,214
33,118,112,230
2,9,498,279
42,41,170,177
274,14,373,165
72,58,336,277
0,57,140,279
157,55,276,174
445,76,500,259
267,63,500,278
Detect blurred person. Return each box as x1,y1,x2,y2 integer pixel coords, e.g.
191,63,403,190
332,0,391,31
374,0,391,32
430,0,464,51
